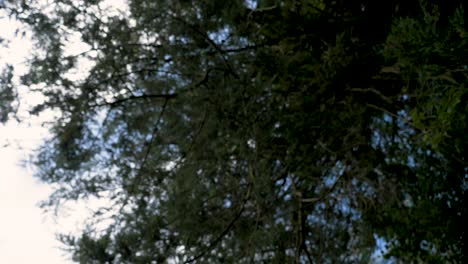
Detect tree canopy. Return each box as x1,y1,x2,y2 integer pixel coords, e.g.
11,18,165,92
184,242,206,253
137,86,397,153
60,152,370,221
2,0,468,263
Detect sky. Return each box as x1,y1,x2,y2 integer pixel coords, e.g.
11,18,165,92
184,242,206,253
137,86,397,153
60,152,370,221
0,9,74,264
0,1,129,262
0,131,71,263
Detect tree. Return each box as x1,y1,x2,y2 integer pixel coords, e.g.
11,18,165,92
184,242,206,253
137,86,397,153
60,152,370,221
0,64,16,123
2,0,468,263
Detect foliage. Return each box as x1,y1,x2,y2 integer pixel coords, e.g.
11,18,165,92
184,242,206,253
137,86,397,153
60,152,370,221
0,64,16,123
3,0,468,263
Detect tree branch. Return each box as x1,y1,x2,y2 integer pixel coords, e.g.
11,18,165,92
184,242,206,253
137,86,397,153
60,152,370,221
301,172,342,203
346,87,394,104
169,14,240,79
184,185,251,263
92,93,177,108
139,98,169,173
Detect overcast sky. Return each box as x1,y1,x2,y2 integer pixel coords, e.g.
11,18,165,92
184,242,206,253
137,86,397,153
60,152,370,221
0,133,71,263
0,1,130,262
0,10,74,264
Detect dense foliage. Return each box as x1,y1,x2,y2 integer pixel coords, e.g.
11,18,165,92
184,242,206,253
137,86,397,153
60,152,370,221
2,0,468,263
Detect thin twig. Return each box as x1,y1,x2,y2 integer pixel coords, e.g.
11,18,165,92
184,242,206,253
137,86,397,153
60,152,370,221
139,98,169,172
169,14,240,79
184,184,252,263
346,87,394,104
301,173,341,203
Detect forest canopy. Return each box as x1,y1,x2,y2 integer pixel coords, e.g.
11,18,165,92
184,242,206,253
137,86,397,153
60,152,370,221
1,0,468,263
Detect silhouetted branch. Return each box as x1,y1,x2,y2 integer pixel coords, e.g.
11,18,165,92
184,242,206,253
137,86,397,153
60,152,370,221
92,93,177,108
184,185,251,263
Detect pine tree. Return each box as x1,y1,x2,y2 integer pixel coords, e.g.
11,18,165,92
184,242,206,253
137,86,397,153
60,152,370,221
3,0,468,262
